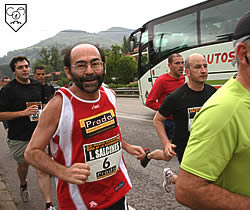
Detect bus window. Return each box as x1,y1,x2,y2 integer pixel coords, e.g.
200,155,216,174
200,0,249,44
153,12,197,59
141,30,148,45
139,31,150,76
140,48,149,76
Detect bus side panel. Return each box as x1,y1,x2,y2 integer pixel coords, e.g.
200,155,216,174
138,70,153,105
139,59,169,105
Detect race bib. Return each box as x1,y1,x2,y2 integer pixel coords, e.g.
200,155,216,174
84,135,122,182
187,107,201,131
26,101,42,122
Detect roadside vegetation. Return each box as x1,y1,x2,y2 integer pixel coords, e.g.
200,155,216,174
205,80,228,85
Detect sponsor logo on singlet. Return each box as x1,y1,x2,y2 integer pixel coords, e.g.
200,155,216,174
79,109,117,138
114,181,125,192
89,201,98,208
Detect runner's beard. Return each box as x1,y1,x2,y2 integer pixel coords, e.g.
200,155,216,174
70,71,105,93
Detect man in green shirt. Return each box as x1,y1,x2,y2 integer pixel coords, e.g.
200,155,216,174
175,11,250,209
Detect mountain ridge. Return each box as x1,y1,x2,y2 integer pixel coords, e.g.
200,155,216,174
0,27,134,65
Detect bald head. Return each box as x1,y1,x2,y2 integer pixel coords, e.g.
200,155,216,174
71,44,99,55
71,44,101,65
185,53,206,69
184,53,208,86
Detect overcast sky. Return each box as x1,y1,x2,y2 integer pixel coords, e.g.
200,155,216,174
0,0,206,57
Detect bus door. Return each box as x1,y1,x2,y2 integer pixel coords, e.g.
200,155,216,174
137,44,152,105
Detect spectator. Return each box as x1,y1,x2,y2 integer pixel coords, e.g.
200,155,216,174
34,66,55,105
2,76,11,86
1,76,11,132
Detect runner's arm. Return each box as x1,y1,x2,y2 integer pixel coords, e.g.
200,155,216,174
0,89,38,121
147,149,171,161
0,105,39,121
153,111,176,159
122,139,145,160
175,168,250,209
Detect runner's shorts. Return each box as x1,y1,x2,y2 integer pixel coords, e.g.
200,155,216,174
7,139,29,163
7,139,50,163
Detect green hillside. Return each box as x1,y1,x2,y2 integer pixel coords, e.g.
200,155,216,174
0,27,134,69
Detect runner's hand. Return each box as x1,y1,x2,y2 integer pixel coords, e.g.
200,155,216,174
124,144,145,160
63,163,90,185
23,105,39,116
163,143,176,160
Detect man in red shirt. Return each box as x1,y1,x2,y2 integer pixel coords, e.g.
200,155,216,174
146,53,185,140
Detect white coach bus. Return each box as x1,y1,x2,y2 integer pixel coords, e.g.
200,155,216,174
129,0,250,104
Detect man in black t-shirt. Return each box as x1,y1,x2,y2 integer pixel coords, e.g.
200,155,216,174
34,66,55,105
0,56,56,209
33,65,56,209
154,53,217,164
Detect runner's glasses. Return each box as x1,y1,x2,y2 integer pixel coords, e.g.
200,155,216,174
72,61,103,72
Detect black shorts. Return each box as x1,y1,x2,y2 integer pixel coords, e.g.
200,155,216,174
105,196,128,210
164,119,175,140
176,146,186,164
3,121,8,129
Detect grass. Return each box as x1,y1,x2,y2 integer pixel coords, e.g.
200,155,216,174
107,82,138,88
206,80,228,85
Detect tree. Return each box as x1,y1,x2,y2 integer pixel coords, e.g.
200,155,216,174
117,56,137,84
105,45,122,84
33,46,64,74
121,35,129,54
105,45,137,84
57,70,70,87
50,46,64,72
0,64,12,79
39,48,50,65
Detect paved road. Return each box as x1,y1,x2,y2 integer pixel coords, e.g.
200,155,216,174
0,125,58,210
116,97,189,210
0,97,189,210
